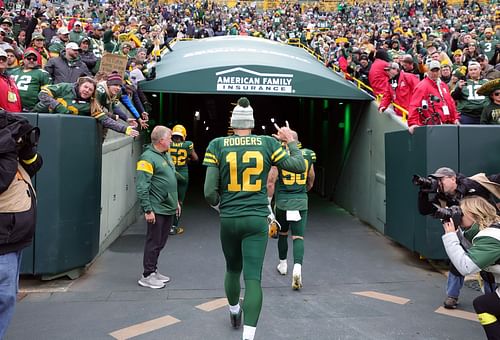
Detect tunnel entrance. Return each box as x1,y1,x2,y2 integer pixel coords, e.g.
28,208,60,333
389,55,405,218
139,36,373,200
147,93,369,200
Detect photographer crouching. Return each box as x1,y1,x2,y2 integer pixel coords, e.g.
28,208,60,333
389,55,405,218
0,111,43,338
414,167,500,309
442,196,500,340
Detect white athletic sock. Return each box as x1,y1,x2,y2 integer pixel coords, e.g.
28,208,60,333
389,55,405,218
280,259,287,265
229,303,240,314
242,325,256,340
293,263,302,275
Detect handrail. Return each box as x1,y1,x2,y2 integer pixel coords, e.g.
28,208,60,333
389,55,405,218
286,38,409,121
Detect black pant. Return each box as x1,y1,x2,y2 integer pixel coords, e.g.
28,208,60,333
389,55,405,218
473,292,500,340
142,214,173,277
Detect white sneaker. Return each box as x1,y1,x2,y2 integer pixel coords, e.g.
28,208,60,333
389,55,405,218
152,270,171,283
138,274,166,289
277,260,287,275
292,264,302,290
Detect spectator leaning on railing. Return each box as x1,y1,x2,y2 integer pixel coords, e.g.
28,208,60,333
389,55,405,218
379,62,419,116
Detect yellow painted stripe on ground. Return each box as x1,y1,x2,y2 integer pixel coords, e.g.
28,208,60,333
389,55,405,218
435,306,478,322
352,291,410,305
195,297,228,312
109,315,181,340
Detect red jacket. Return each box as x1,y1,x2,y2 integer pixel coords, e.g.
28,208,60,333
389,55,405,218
407,77,459,126
379,70,419,116
0,73,22,113
368,58,389,96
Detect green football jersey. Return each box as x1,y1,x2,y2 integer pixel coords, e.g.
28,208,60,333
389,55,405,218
8,67,52,110
275,147,316,210
479,39,499,61
456,79,490,117
203,134,289,218
169,140,194,171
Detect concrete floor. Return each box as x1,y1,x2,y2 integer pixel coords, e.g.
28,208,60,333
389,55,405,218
6,192,484,340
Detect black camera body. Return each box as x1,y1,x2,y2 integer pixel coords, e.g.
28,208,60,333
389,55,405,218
412,174,439,193
433,205,463,226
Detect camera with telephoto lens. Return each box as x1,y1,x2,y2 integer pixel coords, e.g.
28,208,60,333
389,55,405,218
433,205,463,226
16,127,39,152
412,174,439,192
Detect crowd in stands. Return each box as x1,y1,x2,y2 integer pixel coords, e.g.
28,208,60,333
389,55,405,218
0,0,497,127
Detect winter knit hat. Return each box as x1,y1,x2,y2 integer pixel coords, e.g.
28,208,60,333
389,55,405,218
107,71,123,86
231,97,254,129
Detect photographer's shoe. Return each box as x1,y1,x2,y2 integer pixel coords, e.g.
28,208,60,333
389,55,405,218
444,296,458,309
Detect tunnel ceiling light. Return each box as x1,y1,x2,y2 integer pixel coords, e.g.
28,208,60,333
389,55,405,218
339,102,344,105
262,125,266,130
206,126,210,131
194,111,200,120
152,94,157,97
270,118,275,123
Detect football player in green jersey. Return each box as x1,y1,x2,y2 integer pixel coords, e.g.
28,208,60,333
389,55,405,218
203,97,305,340
168,124,198,235
267,132,316,290
8,49,52,111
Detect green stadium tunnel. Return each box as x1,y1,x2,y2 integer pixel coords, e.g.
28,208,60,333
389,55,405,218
140,36,376,204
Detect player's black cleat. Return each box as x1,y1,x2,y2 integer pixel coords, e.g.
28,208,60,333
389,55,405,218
230,309,242,329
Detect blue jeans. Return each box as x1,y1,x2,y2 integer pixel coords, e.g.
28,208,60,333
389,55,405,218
0,251,22,339
446,271,464,298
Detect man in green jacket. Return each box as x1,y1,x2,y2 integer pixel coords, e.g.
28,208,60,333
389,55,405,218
136,126,179,289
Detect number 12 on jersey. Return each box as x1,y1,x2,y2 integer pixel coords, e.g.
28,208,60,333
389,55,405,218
226,151,264,192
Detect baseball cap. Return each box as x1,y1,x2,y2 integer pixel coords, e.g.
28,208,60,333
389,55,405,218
58,27,69,35
476,54,487,62
0,49,7,58
1,18,13,26
384,62,400,70
452,49,463,56
93,23,104,31
24,49,38,57
484,27,494,34
427,60,441,71
74,21,82,27
32,32,45,40
66,42,81,50
430,167,456,178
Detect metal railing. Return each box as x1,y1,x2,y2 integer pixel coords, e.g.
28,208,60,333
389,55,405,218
287,38,409,121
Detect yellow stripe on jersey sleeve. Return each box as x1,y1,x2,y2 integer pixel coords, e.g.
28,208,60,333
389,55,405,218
204,152,218,165
271,148,283,160
271,148,286,163
136,160,154,174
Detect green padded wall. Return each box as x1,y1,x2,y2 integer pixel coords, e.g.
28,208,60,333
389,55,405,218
21,113,102,276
